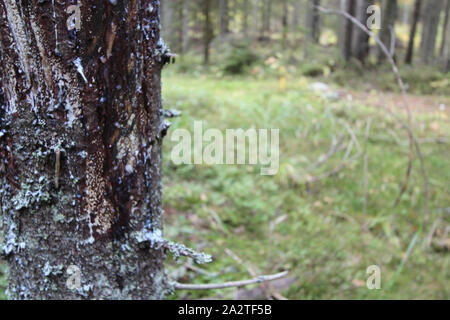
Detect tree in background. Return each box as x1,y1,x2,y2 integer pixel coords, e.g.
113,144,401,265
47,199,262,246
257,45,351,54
0,0,170,299
282,0,289,48
292,0,301,31
219,0,230,36
443,3,450,72
261,0,272,38
204,0,214,64
405,0,422,64
377,0,398,62
339,0,356,62
306,0,321,43
181,0,191,53
242,0,250,37
352,0,374,63
440,0,450,58
420,0,443,65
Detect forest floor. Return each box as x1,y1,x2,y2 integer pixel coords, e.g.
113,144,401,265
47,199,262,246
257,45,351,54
161,70,449,300
0,66,448,300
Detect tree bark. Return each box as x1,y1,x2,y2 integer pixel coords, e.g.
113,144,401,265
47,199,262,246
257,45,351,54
260,0,271,38
405,0,422,64
282,0,289,47
339,0,356,62
0,0,169,299
242,0,249,37
377,0,398,62
351,0,373,63
253,0,260,36
443,4,450,72
419,0,443,64
292,0,300,31
306,0,321,43
219,0,230,36
203,0,212,64
440,0,450,57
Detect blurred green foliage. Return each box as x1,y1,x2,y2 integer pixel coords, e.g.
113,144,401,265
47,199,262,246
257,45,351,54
221,44,259,75
161,67,449,300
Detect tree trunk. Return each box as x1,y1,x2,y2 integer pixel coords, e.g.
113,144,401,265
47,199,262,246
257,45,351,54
292,0,300,31
261,0,271,38
339,0,356,62
443,4,450,72
0,0,169,299
419,0,443,64
440,0,450,57
282,0,289,47
351,0,373,63
242,0,249,37
219,0,230,36
377,0,398,62
181,0,190,53
253,0,260,36
161,0,176,50
405,0,422,64
306,0,321,43
203,0,212,64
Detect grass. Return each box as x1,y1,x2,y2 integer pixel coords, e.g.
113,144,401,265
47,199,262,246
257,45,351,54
161,66,449,299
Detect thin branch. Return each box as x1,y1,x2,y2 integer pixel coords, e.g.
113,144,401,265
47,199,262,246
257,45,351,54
309,134,345,169
306,153,362,183
174,271,289,290
377,95,430,224
389,26,396,58
426,218,441,248
225,248,271,299
316,5,429,223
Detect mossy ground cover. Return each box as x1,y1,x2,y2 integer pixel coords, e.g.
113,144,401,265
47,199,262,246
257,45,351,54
162,65,449,299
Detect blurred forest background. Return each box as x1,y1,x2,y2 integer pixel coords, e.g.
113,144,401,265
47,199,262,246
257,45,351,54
1,0,450,299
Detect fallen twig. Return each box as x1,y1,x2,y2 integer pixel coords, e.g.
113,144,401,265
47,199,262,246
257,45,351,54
309,134,345,169
174,271,289,290
306,150,362,183
377,95,430,224
225,248,271,299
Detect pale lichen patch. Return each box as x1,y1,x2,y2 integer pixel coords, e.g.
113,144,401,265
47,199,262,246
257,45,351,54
85,139,115,236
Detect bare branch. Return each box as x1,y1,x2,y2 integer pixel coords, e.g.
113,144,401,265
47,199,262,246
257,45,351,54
316,5,430,223
225,248,270,299
306,153,361,184
309,134,345,169
174,271,289,290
